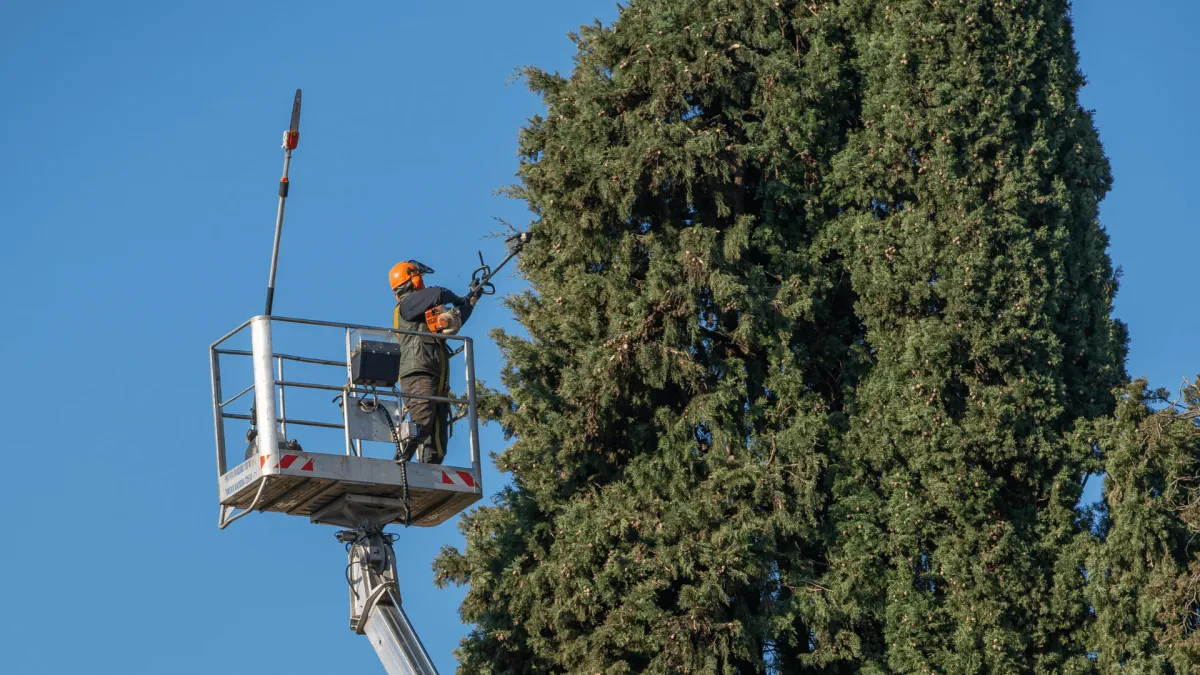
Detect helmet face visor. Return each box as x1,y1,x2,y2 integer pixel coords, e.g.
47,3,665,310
407,260,435,276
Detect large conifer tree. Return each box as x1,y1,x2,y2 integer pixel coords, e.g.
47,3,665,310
435,1,1131,672
811,1,1124,672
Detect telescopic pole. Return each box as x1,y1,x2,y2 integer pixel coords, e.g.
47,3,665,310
265,89,302,315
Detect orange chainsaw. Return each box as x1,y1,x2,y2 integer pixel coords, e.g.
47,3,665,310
424,305,462,334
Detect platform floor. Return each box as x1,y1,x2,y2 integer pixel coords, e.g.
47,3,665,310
220,453,481,528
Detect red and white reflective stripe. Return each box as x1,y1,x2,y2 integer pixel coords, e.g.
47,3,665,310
440,470,476,488
260,454,314,472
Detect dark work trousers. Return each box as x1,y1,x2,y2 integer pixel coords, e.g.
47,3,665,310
401,374,449,464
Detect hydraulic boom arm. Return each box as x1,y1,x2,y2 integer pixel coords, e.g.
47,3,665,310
339,524,439,675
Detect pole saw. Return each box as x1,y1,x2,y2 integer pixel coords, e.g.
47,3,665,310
264,89,302,315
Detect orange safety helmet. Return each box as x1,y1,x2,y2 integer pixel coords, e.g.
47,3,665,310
389,260,434,294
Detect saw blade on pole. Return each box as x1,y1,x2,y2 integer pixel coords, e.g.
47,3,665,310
290,89,302,134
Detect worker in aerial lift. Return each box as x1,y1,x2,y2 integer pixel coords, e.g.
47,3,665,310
388,260,479,464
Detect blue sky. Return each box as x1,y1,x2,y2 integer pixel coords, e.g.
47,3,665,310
0,2,1194,673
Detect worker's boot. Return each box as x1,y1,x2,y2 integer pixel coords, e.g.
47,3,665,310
416,440,444,465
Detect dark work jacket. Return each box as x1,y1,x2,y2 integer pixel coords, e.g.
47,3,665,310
393,287,473,379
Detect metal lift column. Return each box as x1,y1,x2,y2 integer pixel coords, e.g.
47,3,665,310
339,518,439,675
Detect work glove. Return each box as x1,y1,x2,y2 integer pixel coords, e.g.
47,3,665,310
468,278,494,301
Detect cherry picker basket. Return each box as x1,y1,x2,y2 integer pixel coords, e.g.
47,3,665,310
209,315,483,530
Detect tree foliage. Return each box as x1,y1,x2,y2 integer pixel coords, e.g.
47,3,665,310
431,1,1196,673
1086,381,1200,673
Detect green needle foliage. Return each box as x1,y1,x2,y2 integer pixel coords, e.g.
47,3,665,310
431,1,1194,673
439,2,860,672
1085,381,1200,673
814,0,1125,671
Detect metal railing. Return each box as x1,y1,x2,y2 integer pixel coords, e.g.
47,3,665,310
209,315,482,502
